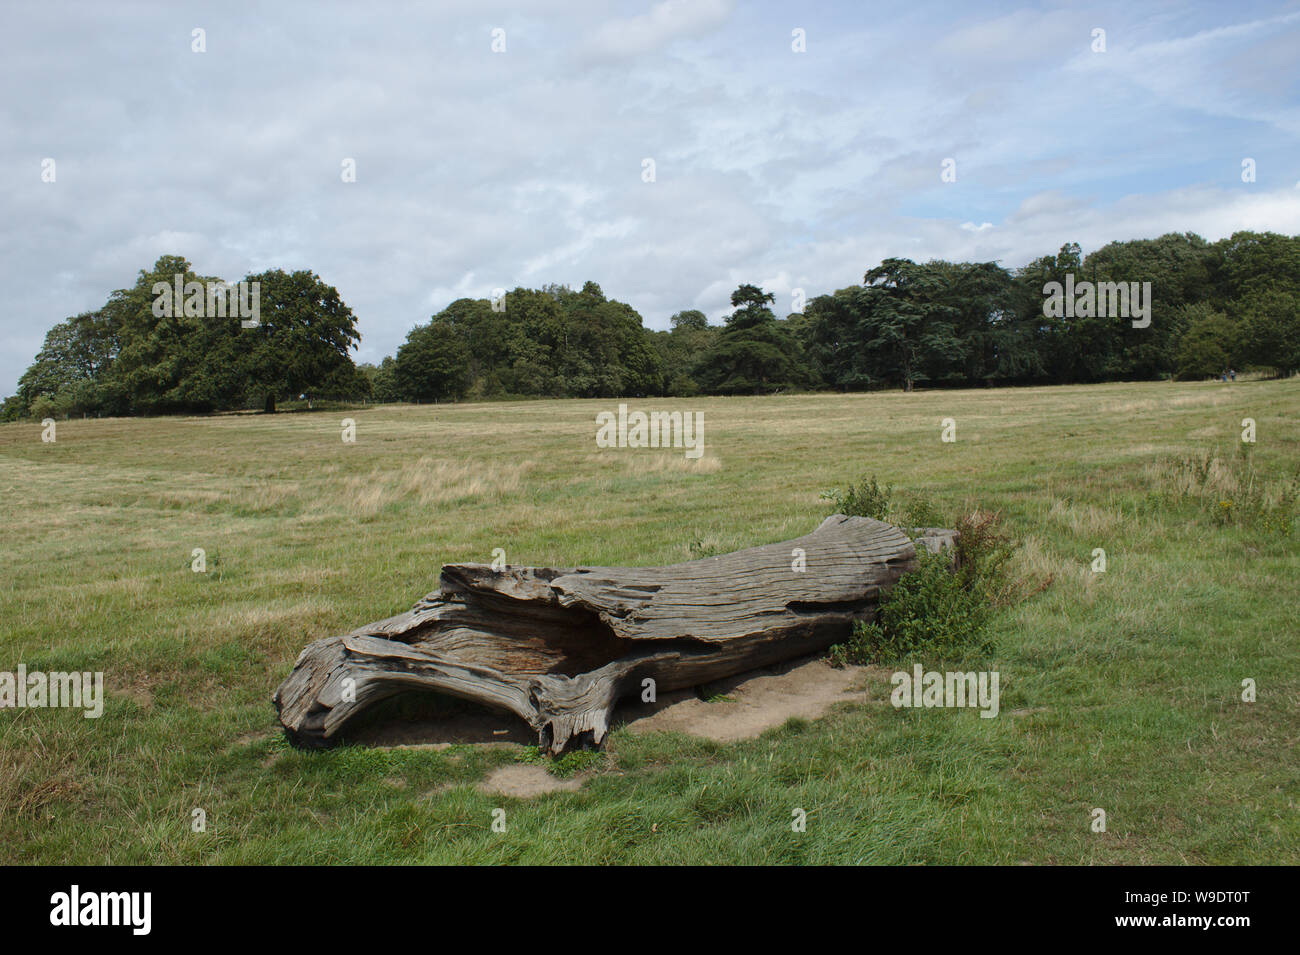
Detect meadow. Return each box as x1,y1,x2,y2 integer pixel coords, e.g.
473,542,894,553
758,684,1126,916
0,377,1296,864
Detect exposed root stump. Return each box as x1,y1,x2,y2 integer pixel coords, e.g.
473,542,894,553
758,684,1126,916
273,515,955,754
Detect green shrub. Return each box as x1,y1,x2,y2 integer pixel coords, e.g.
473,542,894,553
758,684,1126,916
821,474,893,521
822,473,945,530
28,394,63,421
821,474,1018,666
953,510,1015,607
827,508,1015,666
898,494,945,529
831,551,995,665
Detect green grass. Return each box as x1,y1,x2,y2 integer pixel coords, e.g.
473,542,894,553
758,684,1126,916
1,378,1296,864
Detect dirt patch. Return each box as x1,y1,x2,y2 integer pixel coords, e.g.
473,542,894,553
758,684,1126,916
342,709,536,749
477,764,582,798
113,684,154,711
342,655,871,750
614,655,869,742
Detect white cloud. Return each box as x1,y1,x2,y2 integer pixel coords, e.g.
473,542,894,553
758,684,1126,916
583,0,734,59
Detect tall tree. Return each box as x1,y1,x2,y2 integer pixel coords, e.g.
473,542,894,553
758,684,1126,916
393,321,472,401
14,309,122,416
695,285,807,394
230,268,361,413
1174,304,1236,380
1212,231,1300,376
861,259,964,391
100,255,231,414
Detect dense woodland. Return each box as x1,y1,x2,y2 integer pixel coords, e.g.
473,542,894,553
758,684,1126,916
6,230,1298,420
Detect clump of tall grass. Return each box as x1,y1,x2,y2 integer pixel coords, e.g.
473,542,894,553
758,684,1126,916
1150,448,1299,535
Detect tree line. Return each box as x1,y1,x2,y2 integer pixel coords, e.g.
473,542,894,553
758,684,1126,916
6,230,1297,420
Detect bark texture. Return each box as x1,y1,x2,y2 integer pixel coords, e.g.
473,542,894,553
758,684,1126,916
274,515,955,754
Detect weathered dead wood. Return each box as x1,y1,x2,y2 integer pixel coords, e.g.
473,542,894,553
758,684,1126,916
274,515,955,754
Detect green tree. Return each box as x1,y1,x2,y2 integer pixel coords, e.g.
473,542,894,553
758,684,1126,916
14,309,121,416
861,259,964,391
1174,305,1236,380
725,284,776,329
393,322,472,401
655,309,717,395
669,309,708,332
805,285,879,390
361,357,401,402
695,285,807,394
1212,231,1300,376
927,260,1022,384
97,255,234,414
1080,232,1212,379
1236,289,1300,376
230,269,362,412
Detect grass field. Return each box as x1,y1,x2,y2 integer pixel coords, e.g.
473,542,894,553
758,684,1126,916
1,378,1297,864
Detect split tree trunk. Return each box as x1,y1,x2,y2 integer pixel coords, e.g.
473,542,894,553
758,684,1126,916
274,515,955,754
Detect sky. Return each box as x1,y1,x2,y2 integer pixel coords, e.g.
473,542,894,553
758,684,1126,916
3,0,1300,395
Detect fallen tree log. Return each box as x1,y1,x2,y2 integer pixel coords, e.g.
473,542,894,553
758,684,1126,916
274,515,955,754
